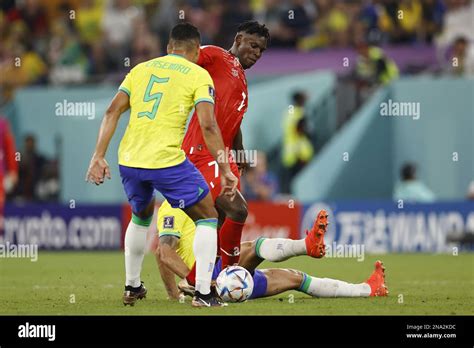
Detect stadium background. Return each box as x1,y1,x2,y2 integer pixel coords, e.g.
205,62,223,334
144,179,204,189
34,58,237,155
0,0,473,315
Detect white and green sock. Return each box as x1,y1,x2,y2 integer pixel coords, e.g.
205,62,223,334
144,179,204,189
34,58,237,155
255,237,307,262
298,273,371,298
193,218,218,296
124,214,151,288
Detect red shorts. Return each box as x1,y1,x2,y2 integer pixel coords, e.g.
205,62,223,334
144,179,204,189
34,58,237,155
194,157,240,201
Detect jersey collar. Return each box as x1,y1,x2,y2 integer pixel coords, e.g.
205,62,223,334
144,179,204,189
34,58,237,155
228,50,244,69
167,53,186,59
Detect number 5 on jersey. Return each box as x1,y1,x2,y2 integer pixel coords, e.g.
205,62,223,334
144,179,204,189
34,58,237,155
138,75,170,120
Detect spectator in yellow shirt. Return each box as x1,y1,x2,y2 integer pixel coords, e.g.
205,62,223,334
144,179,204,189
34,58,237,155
281,91,314,193
396,0,422,42
75,0,104,45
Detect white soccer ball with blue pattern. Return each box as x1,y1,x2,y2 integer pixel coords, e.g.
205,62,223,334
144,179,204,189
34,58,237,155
215,266,254,303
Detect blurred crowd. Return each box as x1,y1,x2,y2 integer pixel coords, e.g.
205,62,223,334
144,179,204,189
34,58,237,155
0,0,472,202
0,114,59,205
1,0,472,106
13,134,60,202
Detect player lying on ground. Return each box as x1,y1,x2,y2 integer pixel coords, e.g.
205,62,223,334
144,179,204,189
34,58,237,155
156,201,388,301
86,23,238,308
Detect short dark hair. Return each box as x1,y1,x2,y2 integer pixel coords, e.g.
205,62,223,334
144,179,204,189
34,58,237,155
401,163,416,181
170,22,201,43
25,133,36,142
237,20,270,42
454,36,467,46
292,91,306,105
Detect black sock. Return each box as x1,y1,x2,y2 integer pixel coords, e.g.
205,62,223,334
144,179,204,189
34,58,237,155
125,283,142,291
195,291,212,300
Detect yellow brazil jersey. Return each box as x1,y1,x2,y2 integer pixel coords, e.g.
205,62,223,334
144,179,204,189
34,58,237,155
157,200,196,269
118,54,215,169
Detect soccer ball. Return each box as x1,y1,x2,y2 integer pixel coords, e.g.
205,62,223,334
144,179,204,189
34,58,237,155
215,266,254,303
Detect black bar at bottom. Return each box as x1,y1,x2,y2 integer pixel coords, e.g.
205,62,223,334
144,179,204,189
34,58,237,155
0,315,472,346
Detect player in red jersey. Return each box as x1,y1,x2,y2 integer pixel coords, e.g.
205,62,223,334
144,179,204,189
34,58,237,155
182,21,270,271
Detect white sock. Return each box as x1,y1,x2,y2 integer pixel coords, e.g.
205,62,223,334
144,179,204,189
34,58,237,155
255,237,306,262
193,219,218,295
299,274,371,297
124,219,149,288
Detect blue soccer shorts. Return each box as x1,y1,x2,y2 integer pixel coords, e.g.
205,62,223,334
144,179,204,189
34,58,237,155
119,158,210,214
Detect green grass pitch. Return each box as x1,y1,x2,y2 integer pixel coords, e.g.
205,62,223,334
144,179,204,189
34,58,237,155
1,252,472,315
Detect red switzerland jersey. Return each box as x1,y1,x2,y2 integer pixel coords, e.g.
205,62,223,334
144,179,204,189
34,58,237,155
182,45,248,166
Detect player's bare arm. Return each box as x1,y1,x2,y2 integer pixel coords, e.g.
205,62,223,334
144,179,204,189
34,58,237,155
195,101,238,199
155,261,179,300
157,236,190,278
156,235,190,300
86,91,130,185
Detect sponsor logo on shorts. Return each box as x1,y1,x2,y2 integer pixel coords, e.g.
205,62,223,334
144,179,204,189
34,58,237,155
163,216,174,229
198,187,205,196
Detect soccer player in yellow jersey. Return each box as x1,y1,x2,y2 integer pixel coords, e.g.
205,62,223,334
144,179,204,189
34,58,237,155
86,23,238,307
155,202,388,301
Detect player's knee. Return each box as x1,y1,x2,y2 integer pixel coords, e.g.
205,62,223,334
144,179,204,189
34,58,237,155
247,240,257,258
225,202,248,222
203,206,219,220
216,194,248,222
134,208,153,220
240,241,256,262
210,206,219,219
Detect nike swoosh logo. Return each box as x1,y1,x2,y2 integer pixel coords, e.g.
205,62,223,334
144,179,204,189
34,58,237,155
199,299,211,307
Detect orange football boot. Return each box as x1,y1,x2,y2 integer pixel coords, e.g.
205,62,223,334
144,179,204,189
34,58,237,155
304,209,328,258
365,260,389,297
